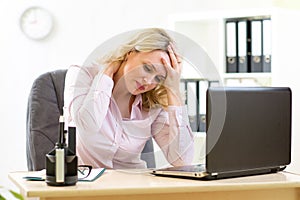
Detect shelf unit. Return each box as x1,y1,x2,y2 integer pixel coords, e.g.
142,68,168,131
168,8,275,87
168,7,300,174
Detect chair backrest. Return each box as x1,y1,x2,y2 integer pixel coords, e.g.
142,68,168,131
26,69,155,171
26,69,67,171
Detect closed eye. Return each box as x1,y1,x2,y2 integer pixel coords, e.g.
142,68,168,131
143,63,166,83
143,64,152,72
155,75,165,83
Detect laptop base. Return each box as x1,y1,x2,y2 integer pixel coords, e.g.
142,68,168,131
152,165,286,180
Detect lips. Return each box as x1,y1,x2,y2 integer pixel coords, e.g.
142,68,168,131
136,81,145,91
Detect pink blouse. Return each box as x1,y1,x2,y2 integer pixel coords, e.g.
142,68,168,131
64,65,194,169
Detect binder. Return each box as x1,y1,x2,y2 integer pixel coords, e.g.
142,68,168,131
186,81,198,132
251,20,263,72
238,21,248,72
262,19,272,72
226,22,237,73
198,80,208,132
181,79,209,132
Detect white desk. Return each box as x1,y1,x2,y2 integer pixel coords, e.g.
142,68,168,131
9,170,300,200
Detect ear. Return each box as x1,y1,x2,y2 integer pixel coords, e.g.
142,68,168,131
126,50,136,60
127,50,135,56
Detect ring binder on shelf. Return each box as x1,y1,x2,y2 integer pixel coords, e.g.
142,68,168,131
186,81,198,131
225,16,271,75
262,19,272,72
251,20,263,72
181,79,215,132
198,80,208,132
226,22,237,73
238,21,248,72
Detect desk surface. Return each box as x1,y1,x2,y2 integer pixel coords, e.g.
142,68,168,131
9,170,300,200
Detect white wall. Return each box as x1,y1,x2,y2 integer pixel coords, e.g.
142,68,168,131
271,9,300,174
1,0,299,191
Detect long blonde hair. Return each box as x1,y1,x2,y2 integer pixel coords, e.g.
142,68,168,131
99,28,177,111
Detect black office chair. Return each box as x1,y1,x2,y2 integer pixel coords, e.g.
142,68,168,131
26,69,155,171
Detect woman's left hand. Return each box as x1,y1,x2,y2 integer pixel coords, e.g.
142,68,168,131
161,44,183,105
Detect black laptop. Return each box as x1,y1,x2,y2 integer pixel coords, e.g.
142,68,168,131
152,87,292,180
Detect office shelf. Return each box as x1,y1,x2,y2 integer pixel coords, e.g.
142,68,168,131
168,8,276,87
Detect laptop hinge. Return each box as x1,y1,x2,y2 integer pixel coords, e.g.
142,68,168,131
211,172,218,176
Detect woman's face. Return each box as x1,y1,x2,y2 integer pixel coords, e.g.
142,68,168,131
122,50,170,95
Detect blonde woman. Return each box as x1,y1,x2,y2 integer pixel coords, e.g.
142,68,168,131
64,28,194,169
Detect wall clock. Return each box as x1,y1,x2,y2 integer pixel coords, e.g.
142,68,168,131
20,6,54,40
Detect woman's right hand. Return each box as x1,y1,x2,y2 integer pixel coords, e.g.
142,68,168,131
103,61,121,78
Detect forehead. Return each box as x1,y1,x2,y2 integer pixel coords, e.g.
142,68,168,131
138,50,170,72
139,50,170,62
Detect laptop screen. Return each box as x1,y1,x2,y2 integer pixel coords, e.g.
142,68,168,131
206,87,291,174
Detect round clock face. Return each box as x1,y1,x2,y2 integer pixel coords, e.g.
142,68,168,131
20,7,54,40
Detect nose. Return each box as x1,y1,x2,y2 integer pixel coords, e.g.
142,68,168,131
142,76,156,85
142,76,149,84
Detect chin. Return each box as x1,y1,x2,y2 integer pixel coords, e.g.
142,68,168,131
131,90,142,95
132,88,147,95
129,88,139,95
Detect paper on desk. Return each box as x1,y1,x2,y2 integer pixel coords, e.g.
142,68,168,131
23,169,46,181
23,168,106,182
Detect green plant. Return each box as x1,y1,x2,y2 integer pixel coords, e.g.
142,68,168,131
0,186,23,200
